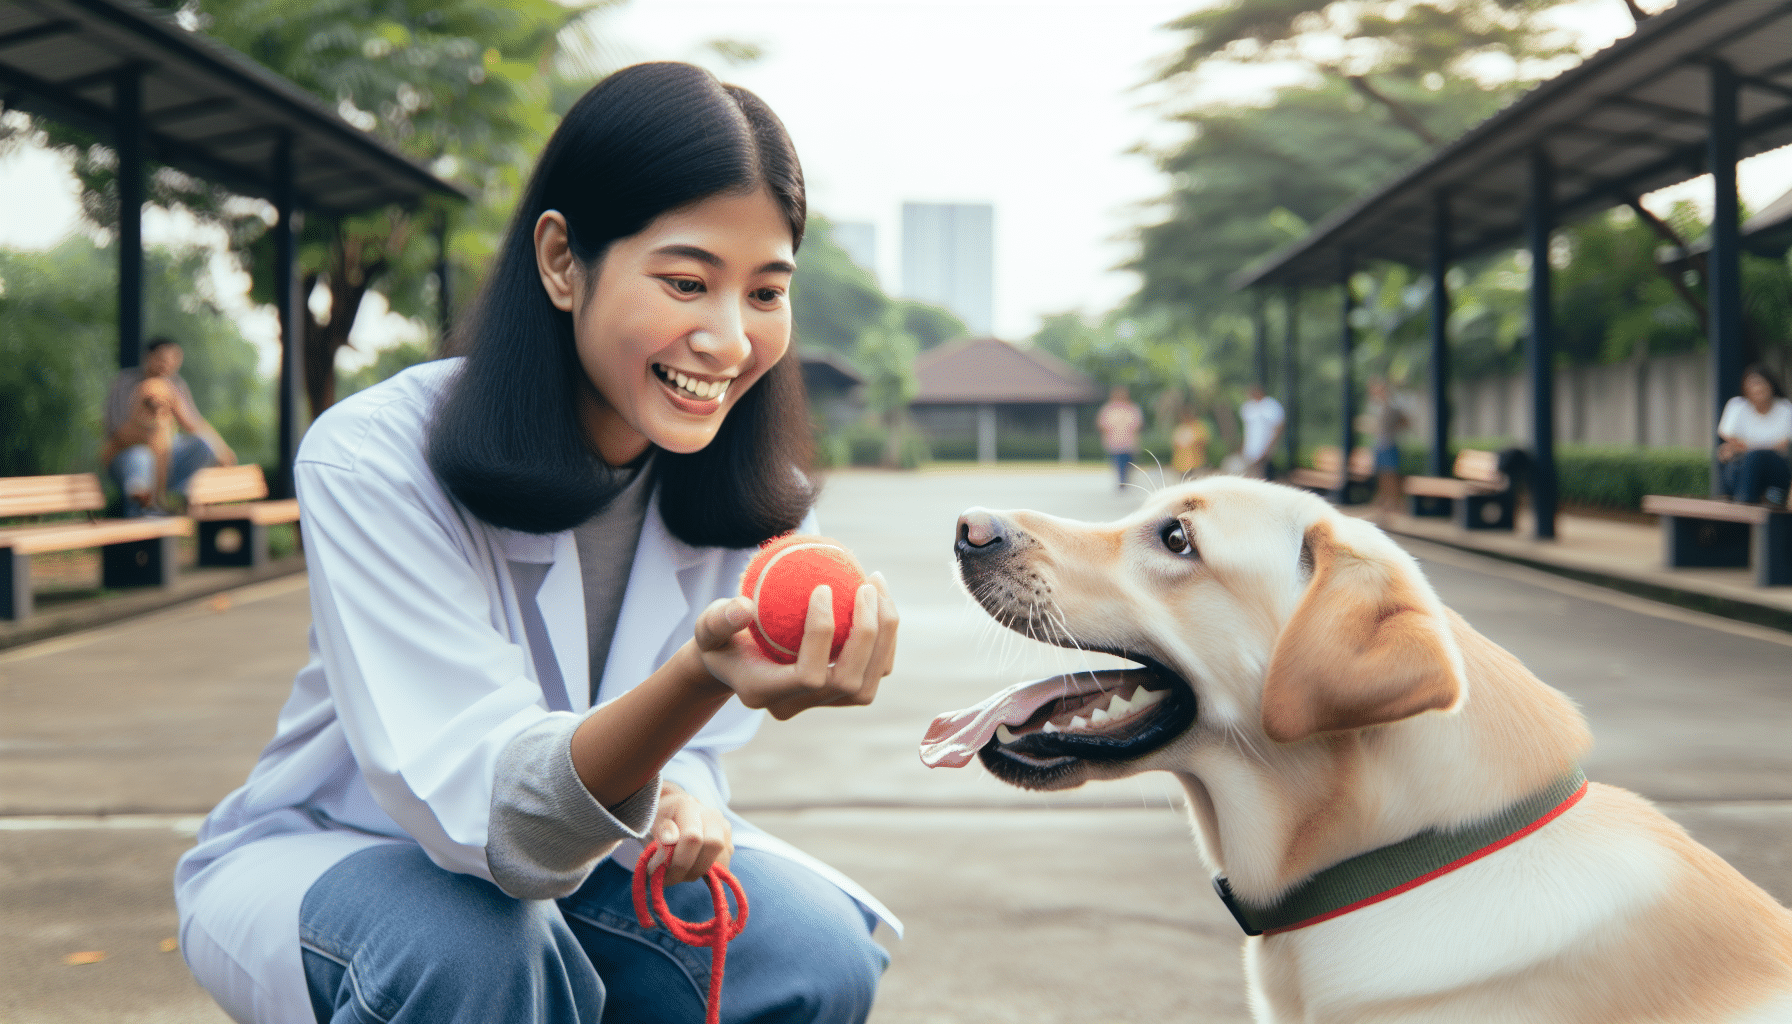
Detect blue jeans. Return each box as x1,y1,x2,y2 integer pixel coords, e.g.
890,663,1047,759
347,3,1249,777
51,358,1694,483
110,434,215,516
1718,448,1791,503
300,843,888,1024
1111,451,1134,488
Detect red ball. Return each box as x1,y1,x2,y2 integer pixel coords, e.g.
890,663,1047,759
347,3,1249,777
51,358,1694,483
739,535,866,664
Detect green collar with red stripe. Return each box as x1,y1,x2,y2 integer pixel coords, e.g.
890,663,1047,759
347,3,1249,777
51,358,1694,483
1214,765,1589,937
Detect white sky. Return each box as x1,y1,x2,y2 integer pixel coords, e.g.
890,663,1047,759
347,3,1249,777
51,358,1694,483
2,0,1790,364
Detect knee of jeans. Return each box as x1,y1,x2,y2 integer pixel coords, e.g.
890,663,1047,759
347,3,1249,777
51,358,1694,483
772,912,886,1020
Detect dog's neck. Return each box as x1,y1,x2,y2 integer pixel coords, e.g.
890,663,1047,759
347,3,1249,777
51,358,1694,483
1182,608,1593,905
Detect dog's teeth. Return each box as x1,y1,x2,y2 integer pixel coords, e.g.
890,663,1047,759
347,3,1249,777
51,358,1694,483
1108,693,1132,716
1070,715,1089,731
1041,721,1059,733
1134,688,1166,709
996,724,1016,744
1090,706,1110,725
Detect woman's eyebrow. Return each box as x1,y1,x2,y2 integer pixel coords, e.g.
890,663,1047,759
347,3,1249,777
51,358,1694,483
650,244,794,275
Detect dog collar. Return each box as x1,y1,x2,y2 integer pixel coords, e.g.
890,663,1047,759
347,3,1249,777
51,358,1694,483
1213,765,1589,937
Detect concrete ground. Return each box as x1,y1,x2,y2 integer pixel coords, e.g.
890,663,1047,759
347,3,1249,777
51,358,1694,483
2,467,1789,1023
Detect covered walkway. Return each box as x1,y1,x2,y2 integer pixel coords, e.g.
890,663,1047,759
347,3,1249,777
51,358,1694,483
1232,0,1792,538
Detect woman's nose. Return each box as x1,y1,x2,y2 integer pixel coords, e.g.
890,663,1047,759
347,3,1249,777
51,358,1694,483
689,316,751,366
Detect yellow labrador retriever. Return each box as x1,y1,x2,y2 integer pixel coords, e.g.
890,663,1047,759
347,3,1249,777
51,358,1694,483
922,476,1792,1022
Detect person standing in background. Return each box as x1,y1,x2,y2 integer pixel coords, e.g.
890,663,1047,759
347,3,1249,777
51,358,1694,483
100,337,236,516
1238,383,1284,480
1171,408,1209,479
1097,386,1144,491
1365,377,1410,522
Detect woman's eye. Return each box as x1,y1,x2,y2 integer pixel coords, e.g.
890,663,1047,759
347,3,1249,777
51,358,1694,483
667,278,703,294
752,288,784,304
1161,521,1193,556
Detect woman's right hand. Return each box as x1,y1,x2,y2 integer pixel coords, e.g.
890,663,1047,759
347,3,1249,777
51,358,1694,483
688,574,898,721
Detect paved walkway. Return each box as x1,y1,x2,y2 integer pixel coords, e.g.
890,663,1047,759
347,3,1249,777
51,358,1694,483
2,469,1788,1023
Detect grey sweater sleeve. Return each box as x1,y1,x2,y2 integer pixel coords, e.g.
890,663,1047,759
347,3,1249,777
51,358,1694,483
486,712,659,900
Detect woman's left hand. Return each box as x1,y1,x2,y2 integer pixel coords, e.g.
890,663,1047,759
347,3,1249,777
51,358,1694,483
644,780,732,886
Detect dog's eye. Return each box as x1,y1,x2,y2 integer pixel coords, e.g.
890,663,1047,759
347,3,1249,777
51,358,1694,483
1161,521,1194,556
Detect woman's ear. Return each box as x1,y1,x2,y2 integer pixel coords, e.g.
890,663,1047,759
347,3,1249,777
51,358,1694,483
533,210,578,313
1261,519,1466,744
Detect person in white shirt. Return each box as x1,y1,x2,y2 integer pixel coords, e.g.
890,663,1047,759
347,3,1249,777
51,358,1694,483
1238,384,1285,480
174,63,900,1024
1717,364,1792,505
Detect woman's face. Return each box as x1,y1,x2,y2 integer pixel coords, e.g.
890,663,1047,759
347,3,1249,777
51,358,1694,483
1744,372,1773,409
535,188,796,465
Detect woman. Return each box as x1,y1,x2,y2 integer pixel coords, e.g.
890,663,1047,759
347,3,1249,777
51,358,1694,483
1717,363,1792,505
175,63,900,1024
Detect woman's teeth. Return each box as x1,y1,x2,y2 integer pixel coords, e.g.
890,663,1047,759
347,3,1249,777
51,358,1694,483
655,365,729,401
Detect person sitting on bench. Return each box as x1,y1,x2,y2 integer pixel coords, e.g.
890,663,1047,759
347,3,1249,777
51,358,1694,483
1716,363,1792,506
101,337,235,516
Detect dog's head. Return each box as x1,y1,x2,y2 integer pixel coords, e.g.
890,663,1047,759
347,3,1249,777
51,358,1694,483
923,477,1468,792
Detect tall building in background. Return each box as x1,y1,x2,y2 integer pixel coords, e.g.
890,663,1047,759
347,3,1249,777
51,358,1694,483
901,202,993,336
830,221,878,278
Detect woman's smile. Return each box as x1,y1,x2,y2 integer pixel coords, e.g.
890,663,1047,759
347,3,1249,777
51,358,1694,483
651,362,734,412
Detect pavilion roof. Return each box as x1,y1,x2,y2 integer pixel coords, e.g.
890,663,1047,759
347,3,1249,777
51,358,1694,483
911,336,1106,405
1232,0,1792,289
0,0,465,215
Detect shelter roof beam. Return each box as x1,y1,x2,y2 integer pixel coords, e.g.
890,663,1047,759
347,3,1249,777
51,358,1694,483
0,19,76,51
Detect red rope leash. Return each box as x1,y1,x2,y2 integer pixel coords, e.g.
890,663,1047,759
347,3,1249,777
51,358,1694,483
632,841,749,1024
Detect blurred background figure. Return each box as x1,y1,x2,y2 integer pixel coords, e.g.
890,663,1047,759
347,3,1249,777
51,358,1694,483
1237,384,1283,480
1716,363,1792,506
100,337,236,516
1366,377,1409,521
1097,385,1144,491
1171,407,1209,479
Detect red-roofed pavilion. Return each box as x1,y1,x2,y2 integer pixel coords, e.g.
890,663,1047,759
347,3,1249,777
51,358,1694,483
910,336,1106,463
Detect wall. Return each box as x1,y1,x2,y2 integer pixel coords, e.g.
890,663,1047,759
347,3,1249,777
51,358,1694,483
1427,352,1714,448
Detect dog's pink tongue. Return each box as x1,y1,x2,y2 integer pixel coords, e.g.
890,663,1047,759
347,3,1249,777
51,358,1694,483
920,677,1071,769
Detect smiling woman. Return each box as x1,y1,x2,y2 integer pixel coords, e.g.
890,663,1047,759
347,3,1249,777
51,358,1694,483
173,62,901,1024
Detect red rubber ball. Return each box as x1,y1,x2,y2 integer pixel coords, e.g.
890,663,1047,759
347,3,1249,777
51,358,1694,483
739,535,866,664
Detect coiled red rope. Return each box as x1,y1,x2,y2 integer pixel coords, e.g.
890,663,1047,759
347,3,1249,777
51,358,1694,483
632,841,749,1024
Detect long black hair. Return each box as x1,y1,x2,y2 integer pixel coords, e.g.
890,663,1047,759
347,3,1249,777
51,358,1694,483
428,62,817,548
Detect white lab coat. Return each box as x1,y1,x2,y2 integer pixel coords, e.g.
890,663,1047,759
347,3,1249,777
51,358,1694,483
174,360,896,1024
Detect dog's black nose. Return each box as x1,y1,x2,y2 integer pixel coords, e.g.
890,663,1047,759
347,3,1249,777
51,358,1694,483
956,509,1008,556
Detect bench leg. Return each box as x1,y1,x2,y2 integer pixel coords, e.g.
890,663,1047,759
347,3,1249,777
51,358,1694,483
1409,495,1453,518
1457,493,1514,531
198,519,261,568
1753,514,1792,586
1,548,29,621
102,535,179,590
1662,515,1750,568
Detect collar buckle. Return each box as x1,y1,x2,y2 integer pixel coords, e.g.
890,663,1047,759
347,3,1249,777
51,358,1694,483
1212,876,1263,937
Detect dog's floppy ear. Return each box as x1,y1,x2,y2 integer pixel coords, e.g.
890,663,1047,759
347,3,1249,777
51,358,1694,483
1261,518,1465,744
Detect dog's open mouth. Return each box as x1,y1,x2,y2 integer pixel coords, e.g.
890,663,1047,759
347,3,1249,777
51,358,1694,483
921,660,1197,786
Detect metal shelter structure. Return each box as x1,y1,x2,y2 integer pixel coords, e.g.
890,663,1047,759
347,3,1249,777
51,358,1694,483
0,0,464,496
1231,0,1792,538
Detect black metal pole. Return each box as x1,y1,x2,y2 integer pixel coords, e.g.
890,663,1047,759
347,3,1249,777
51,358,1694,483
1252,291,1269,390
1338,253,1356,505
1709,58,1743,494
1283,285,1299,471
1527,149,1558,540
1428,192,1452,478
115,70,144,370
435,212,453,349
273,134,303,500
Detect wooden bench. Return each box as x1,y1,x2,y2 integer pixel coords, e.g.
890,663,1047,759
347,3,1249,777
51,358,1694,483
0,473,190,620
186,465,301,568
1641,494,1792,587
1285,446,1374,504
1405,449,1516,530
